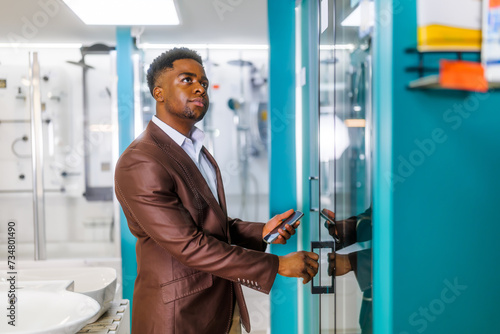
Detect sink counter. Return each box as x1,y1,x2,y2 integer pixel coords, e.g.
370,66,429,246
77,300,130,334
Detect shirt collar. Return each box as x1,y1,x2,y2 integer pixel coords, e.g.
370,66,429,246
152,115,205,152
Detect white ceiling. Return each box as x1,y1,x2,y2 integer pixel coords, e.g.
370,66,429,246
0,0,269,46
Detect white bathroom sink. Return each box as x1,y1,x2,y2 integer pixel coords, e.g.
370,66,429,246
1,267,117,323
0,282,100,334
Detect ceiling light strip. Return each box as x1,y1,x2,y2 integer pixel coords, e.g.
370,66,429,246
320,44,356,50
138,43,269,50
0,43,83,49
0,43,354,51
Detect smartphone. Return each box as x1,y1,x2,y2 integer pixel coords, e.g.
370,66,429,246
320,209,335,227
263,211,304,244
320,209,340,244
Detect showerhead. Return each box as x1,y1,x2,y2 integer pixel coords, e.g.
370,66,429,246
66,59,94,70
227,98,242,112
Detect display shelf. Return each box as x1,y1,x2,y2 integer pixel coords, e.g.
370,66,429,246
405,47,480,79
408,74,500,91
404,47,500,91
415,46,481,53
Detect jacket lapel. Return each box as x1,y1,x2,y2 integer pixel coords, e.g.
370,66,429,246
202,146,228,217
147,122,227,226
202,147,232,244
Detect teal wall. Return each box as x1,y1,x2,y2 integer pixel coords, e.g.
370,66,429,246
378,1,500,333
116,27,137,310
268,1,298,333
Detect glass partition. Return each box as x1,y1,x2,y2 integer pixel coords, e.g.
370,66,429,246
318,0,374,333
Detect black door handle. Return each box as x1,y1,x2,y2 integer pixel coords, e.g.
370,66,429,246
311,241,335,294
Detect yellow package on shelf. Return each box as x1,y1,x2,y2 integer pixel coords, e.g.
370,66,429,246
417,0,482,51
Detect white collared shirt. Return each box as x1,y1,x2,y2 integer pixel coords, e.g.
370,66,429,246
152,116,219,203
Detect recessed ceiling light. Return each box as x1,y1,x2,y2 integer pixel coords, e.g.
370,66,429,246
62,0,180,25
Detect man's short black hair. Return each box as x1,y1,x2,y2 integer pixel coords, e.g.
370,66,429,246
146,47,204,97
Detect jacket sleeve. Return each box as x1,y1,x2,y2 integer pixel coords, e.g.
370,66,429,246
115,149,279,294
348,249,372,292
349,206,373,291
228,219,268,252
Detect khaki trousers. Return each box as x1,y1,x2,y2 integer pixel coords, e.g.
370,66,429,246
229,303,241,334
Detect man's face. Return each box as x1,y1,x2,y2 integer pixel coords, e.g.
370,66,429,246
154,58,209,124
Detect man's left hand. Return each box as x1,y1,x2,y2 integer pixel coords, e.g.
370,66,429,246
262,209,299,244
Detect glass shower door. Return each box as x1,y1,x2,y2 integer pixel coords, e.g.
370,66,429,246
316,0,374,333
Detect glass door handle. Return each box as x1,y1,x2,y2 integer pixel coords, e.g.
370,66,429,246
311,241,335,294
308,176,319,212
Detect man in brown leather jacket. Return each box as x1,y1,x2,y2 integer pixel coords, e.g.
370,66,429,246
115,47,319,334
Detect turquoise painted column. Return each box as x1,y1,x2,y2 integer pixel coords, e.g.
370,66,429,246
116,27,137,309
268,1,297,333
373,0,393,333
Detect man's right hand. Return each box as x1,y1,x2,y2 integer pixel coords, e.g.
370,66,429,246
278,251,319,284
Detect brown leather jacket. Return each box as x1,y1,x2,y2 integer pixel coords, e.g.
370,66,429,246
115,121,279,333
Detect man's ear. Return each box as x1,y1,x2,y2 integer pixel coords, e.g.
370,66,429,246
153,86,164,102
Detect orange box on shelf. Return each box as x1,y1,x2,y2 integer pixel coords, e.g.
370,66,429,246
439,60,488,92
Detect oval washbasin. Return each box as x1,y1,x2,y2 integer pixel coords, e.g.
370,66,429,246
0,287,100,334
1,267,117,322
